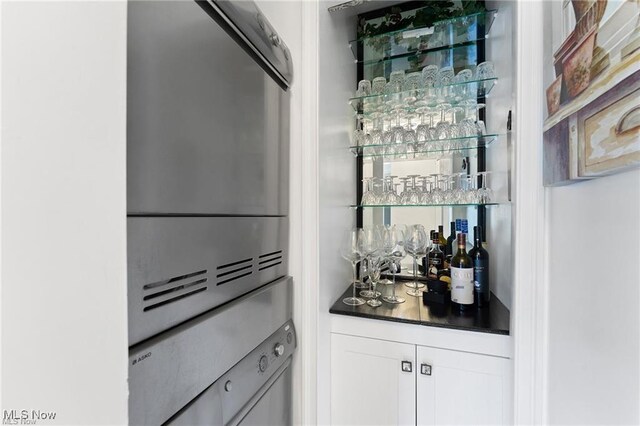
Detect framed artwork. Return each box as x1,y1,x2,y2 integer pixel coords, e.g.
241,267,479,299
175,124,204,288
542,0,640,186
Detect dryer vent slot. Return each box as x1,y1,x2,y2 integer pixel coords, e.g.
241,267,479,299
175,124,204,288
258,249,283,271
141,269,209,312
216,257,253,286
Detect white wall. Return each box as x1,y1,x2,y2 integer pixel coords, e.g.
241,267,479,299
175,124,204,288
0,2,128,424
317,3,356,424
545,169,640,425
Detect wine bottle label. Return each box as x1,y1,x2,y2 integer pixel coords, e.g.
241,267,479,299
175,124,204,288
473,261,489,294
428,257,441,279
451,266,474,305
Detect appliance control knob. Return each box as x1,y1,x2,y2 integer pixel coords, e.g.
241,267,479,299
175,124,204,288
274,343,285,357
258,355,268,372
224,380,232,392
270,33,281,47
286,332,292,344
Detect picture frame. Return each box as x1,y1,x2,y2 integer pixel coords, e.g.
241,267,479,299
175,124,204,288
542,0,640,186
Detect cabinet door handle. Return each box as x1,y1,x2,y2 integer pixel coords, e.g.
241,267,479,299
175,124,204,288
401,361,412,373
420,363,432,376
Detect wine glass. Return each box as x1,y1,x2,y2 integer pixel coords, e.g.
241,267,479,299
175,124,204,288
340,228,365,306
377,225,394,285
366,253,383,307
404,224,428,296
356,79,371,97
372,76,387,96
382,225,407,304
477,171,494,203
359,227,382,298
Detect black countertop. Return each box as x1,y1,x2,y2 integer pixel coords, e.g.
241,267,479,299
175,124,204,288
329,282,510,335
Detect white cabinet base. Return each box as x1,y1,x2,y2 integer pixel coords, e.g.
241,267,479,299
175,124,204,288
330,315,513,425
416,345,512,425
331,333,416,426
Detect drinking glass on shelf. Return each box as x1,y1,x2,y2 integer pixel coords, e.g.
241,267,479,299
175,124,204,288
420,176,434,204
399,177,411,205
435,103,453,141
361,177,376,205
421,65,439,106
446,106,464,150
382,176,399,205
352,115,365,147
404,224,428,296
436,66,455,103
461,99,485,122
477,171,494,203
381,225,407,304
389,70,406,89
430,174,445,204
377,225,394,286
386,70,406,109
366,254,383,307
404,113,418,154
407,175,422,205
359,227,382,299
403,72,422,104
356,79,371,97
415,107,431,144
475,61,495,80
454,68,473,103
475,61,495,96
475,120,487,136
340,228,365,306
369,115,385,146
461,176,477,204
372,77,387,95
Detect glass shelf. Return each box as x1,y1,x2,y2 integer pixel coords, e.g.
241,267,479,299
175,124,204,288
349,9,498,60
349,77,497,114
350,134,500,160
352,202,503,209
361,43,478,75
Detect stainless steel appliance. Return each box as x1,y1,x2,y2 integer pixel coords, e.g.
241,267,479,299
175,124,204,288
126,0,293,424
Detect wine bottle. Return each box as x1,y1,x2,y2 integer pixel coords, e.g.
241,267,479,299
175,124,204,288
469,226,490,307
450,233,474,311
423,230,437,276
437,225,447,252
427,232,445,280
446,221,456,256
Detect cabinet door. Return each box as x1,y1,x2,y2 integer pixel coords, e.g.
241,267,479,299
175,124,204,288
416,345,512,426
331,333,415,426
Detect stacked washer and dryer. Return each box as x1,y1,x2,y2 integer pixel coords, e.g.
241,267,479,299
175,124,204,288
125,1,295,424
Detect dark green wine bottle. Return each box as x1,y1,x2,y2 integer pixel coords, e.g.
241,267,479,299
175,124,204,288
446,221,456,256
469,226,490,307
427,232,444,280
437,225,447,252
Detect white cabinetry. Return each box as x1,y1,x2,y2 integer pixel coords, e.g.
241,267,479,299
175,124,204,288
329,319,512,426
416,345,511,425
331,333,415,426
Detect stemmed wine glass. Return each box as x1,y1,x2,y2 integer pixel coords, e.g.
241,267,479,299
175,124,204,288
340,228,365,306
477,171,494,203
377,224,394,285
365,252,383,307
381,225,407,304
359,227,382,299
404,225,428,296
